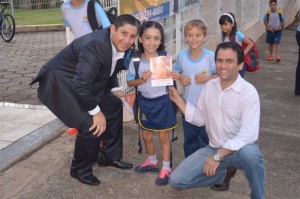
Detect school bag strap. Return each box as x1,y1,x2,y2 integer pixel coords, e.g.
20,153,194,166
87,0,100,31
87,0,118,31
266,8,283,28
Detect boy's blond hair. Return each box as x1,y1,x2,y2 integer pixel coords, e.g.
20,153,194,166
184,19,207,37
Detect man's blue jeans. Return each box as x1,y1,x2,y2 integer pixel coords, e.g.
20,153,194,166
182,119,209,157
169,144,265,199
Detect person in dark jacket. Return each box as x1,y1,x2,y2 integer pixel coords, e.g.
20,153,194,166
30,14,141,185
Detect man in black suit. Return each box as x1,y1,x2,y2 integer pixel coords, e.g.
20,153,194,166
30,14,141,185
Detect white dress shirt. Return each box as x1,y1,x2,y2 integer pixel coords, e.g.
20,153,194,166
88,42,124,115
185,75,260,151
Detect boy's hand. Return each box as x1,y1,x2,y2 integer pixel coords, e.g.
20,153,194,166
178,74,191,87
195,71,208,85
267,25,273,32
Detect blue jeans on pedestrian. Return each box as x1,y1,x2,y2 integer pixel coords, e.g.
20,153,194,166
169,143,265,199
182,119,209,157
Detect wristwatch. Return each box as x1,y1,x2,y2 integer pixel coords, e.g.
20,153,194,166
213,151,223,162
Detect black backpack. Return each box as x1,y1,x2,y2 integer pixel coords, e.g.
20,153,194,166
87,0,117,31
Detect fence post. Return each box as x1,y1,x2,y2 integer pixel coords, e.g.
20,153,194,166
10,0,14,17
175,12,181,56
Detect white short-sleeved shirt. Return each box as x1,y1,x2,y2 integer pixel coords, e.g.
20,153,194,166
127,56,168,99
174,48,216,106
61,0,110,39
263,10,285,29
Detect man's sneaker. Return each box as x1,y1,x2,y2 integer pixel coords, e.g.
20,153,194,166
155,169,171,186
276,55,280,62
135,159,159,173
267,55,274,61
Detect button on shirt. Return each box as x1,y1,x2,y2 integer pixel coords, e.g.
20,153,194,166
88,42,124,115
185,75,260,151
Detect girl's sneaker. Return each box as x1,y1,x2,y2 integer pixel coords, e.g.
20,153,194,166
276,55,280,62
155,169,171,186
135,159,159,173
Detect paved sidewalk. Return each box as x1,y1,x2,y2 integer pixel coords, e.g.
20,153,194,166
0,22,300,199
0,31,67,171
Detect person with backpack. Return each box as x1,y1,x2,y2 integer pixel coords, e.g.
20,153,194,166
171,19,217,158
219,12,254,77
126,21,177,186
61,0,111,39
263,0,285,62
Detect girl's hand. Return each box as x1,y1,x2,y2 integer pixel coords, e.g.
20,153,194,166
141,70,151,82
178,74,191,87
195,71,208,85
171,71,180,80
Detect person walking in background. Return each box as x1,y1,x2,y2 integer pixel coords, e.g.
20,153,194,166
30,15,141,186
219,12,253,77
127,21,177,186
263,0,285,63
61,0,111,39
171,19,217,158
168,42,265,199
295,10,300,95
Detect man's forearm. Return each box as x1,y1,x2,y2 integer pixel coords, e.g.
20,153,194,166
175,96,187,115
218,147,235,159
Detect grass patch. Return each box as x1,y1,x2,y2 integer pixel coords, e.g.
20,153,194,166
5,8,63,26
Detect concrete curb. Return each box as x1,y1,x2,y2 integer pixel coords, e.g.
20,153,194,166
16,24,65,33
0,118,66,172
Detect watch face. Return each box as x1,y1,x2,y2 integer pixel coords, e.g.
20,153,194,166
214,153,221,161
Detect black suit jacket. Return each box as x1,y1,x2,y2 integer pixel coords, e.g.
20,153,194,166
30,28,123,127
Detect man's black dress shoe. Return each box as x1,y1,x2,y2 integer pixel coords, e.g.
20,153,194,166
211,167,237,191
97,159,133,169
70,170,100,186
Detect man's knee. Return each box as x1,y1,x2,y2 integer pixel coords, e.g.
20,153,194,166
238,144,264,166
169,172,185,190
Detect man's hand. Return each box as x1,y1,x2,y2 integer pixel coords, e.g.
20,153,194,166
89,111,106,137
168,86,180,103
204,156,221,177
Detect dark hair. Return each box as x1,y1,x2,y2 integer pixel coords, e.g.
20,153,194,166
215,42,244,65
219,12,237,42
137,21,165,52
113,14,141,32
269,0,277,4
